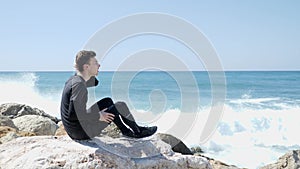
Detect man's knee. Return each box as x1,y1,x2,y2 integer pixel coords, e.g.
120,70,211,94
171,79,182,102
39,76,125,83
115,101,132,118
101,97,114,105
97,97,114,110
115,101,126,108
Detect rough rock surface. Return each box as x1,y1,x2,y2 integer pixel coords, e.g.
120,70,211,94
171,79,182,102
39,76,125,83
0,135,212,169
101,123,122,138
209,159,244,169
12,115,58,135
101,123,193,155
0,126,35,144
157,133,193,155
0,115,17,129
0,103,59,123
50,121,242,168
54,121,68,136
260,150,300,169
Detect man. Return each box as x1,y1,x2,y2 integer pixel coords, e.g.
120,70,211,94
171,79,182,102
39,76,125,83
60,50,157,140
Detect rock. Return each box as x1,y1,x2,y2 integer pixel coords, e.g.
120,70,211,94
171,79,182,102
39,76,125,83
0,103,23,117
55,121,68,136
53,158,67,167
101,125,194,155
98,124,194,155
0,115,18,129
0,126,35,144
0,103,59,123
193,153,243,169
13,115,58,135
0,126,17,138
0,131,19,144
191,145,204,154
101,123,121,138
78,124,240,169
0,135,212,169
18,130,36,137
209,159,243,169
260,150,300,169
157,133,193,155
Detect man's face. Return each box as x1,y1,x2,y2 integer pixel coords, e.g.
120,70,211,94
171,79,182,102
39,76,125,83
87,57,100,76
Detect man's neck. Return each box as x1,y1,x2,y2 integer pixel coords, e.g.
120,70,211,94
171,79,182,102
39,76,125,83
76,71,91,81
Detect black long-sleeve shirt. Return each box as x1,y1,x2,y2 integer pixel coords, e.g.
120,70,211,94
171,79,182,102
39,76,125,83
60,75,100,139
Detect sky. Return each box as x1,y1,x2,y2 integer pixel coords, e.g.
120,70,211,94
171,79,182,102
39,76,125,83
0,1,299,71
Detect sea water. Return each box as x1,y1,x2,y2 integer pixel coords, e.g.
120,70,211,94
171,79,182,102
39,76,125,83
0,71,299,168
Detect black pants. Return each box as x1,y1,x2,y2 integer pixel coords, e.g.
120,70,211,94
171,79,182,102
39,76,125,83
85,97,138,138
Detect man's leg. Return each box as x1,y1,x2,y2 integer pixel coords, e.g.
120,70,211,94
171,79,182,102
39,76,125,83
114,102,157,138
94,97,132,135
94,98,157,138
112,102,141,134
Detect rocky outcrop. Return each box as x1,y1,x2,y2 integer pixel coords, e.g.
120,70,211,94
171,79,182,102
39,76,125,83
260,150,300,169
0,115,17,129
55,121,68,136
0,135,212,169
12,115,58,135
157,133,193,155
0,103,242,169
0,126,35,144
0,103,59,123
101,123,193,155
0,103,58,143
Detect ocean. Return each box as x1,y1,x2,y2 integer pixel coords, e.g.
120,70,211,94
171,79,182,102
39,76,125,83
0,71,299,168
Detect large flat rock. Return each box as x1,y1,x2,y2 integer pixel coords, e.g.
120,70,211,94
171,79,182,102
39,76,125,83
0,135,211,169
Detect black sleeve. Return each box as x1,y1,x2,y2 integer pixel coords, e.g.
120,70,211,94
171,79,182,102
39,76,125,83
70,82,100,121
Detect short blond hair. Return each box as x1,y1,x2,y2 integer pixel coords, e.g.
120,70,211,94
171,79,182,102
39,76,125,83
75,50,96,72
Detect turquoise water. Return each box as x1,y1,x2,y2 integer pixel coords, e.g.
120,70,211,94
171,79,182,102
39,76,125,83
1,71,298,110
0,71,300,168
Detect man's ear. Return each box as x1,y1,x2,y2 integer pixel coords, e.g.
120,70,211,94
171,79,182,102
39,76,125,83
83,64,89,71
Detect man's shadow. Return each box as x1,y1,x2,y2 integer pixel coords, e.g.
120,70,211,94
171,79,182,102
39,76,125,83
75,136,169,160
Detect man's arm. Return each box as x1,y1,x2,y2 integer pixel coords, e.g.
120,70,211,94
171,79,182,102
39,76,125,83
71,82,100,121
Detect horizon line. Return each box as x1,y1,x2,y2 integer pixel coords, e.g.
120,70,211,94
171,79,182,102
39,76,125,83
1,69,300,72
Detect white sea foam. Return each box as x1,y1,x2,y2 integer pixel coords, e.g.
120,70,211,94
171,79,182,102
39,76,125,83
229,97,281,104
1,72,300,168
131,104,300,169
0,72,60,117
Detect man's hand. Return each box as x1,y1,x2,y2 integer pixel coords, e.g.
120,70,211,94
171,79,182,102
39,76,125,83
99,108,115,123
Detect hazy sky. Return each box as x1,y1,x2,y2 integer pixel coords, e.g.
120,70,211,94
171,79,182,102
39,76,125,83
1,1,299,71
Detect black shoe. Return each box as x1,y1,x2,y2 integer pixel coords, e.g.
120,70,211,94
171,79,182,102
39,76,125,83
122,130,137,138
136,126,157,138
